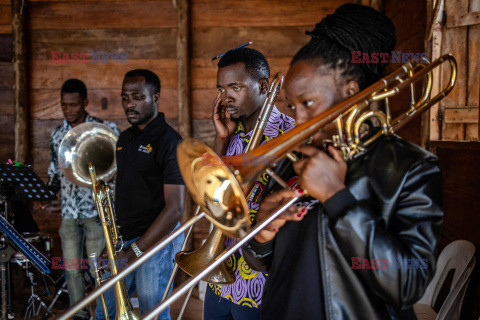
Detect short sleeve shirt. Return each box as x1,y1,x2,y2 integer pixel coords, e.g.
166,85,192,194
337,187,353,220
115,113,184,240
47,114,121,219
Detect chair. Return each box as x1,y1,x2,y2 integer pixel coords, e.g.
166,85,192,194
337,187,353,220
414,240,476,320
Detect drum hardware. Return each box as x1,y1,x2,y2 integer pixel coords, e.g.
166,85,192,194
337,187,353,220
23,260,51,320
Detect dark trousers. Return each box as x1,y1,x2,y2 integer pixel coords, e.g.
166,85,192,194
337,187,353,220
204,287,261,320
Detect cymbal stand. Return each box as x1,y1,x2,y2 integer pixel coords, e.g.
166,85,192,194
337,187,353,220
22,260,50,320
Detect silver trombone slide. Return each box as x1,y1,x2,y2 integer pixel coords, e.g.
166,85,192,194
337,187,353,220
142,196,300,320
57,212,206,320
161,206,200,303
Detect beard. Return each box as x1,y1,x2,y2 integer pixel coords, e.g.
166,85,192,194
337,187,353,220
231,114,247,122
126,104,155,126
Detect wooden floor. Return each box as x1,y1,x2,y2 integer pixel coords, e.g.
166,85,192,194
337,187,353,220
170,288,204,320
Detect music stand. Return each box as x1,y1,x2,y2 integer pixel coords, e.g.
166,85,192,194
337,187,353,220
0,164,55,202
0,164,58,319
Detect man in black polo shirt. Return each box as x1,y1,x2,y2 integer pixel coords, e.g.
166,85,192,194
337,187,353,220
95,69,185,320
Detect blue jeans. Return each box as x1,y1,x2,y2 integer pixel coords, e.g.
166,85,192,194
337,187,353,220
204,287,261,320
59,217,105,319
95,224,184,320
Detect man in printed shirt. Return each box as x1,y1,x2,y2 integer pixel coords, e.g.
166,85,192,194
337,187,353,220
204,48,295,320
47,79,120,320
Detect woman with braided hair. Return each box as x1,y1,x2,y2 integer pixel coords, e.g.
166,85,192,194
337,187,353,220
243,4,443,320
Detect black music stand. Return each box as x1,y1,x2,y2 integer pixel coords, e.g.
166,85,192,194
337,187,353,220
0,164,55,320
0,164,55,202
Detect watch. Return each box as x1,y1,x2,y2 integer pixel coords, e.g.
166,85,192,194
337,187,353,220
130,242,144,257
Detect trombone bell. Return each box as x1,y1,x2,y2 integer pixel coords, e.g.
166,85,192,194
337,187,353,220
175,228,235,284
177,139,250,239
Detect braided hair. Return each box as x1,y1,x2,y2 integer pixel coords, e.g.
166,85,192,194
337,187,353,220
292,3,396,90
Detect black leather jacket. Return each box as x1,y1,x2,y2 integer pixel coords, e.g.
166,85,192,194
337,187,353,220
244,135,443,320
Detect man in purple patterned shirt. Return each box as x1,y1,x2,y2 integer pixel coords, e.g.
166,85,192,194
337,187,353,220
204,47,295,320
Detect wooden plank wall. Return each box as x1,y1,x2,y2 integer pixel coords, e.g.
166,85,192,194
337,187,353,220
431,142,480,320
439,0,479,141
0,1,14,163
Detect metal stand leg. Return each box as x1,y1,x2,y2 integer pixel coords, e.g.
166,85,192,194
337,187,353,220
1,262,6,320
23,263,50,320
176,286,194,320
42,279,68,319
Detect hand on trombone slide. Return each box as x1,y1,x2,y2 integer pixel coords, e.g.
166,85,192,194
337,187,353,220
253,188,306,244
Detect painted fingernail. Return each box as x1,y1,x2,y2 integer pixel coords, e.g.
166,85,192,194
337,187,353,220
301,208,307,214
296,189,304,195
272,228,278,233
296,213,303,218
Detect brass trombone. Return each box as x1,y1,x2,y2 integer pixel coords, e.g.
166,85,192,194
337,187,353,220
89,163,139,320
58,54,456,320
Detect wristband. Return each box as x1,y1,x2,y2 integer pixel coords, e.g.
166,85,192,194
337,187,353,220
130,241,144,257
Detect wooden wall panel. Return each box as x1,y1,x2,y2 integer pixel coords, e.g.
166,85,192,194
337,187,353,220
0,64,14,165
28,1,177,30
0,5,11,34
30,59,178,89
0,88,13,115
191,0,352,27
0,34,12,60
466,0,480,140
0,1,14,174
0,116,14,144
30,28,177,60
441,26,467,139
0,61,13,87
434,144,480,320
192,27,310,60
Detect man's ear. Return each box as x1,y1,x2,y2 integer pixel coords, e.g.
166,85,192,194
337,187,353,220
341,80,360,99
82,98,89,108
153,92,160,104
259,78,269,95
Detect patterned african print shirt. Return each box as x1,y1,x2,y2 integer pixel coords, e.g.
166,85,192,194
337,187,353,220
47,114,120,219
209,106,295,308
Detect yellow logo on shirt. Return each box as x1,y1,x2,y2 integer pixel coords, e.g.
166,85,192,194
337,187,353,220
117,146,122,151
138,143,152,154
